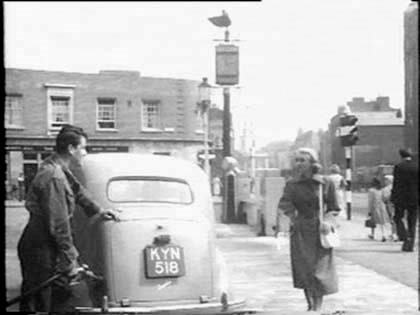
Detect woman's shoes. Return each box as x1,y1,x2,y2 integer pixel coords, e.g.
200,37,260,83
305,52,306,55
381,237,387,242
368,234,374,240
312,295,323,311
388,235,399,242
304,289,313,311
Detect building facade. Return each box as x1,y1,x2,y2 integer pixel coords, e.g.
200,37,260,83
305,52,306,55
5,68,210,193
404,2,418,156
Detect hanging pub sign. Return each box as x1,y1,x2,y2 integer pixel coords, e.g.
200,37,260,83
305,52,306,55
87,146,129,153
215,44,239,86
6,145,55,152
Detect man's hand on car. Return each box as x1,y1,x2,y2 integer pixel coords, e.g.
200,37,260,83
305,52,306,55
320,222,333,235
99,208,121,221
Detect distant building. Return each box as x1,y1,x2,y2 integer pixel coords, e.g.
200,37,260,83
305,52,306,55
291,129,321,154
275,151,292,172
403,2,418,155
319,129,332,171
208,106,224,150
346,96,397,113
5,68,208,192
328,96,404,168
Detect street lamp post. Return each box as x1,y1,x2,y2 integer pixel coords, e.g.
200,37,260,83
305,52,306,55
197,77,212,177
208,10,239,223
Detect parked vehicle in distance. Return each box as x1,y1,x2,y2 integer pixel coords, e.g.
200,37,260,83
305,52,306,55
73,153,250,314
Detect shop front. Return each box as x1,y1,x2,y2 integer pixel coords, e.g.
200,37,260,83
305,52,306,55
5,143,129,200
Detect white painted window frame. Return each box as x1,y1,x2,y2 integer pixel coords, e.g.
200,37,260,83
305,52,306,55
5,94,24,129
141,100,162,132
45,84,75,132
96,98,117,130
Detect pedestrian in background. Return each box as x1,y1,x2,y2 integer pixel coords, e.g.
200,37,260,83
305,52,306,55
367,177,391,241
391,148,419,252
328,164,346,218
11,183,18,200
17,124,120,313
278,147,340,312
381,175,398,241
212,176,221,196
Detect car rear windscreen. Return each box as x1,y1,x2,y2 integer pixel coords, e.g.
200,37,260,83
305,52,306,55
107,177,193,204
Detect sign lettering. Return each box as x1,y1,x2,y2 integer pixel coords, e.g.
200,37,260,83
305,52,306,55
170,247,180,260
150,248,160,261
144,245,185,278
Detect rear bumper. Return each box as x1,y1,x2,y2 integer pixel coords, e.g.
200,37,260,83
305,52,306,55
75,299,257,314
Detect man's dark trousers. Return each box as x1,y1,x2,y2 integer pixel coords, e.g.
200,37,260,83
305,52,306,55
394,206,418,251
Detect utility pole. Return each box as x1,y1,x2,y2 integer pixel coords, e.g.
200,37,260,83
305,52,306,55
223,87,231,157
344,146,352,220
208,10,239,223
203,107,210,177
337,107,359,220
221,32,235,223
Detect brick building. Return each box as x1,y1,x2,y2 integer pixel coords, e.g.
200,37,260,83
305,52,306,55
328,96,404,169
5,68,212,193
404,2,418,155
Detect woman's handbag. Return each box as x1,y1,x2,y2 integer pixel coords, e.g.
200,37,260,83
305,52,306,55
319,182,340,248
365,215,376,228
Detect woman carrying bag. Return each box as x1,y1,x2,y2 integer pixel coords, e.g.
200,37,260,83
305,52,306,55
367,177,391,241
278,148,341,312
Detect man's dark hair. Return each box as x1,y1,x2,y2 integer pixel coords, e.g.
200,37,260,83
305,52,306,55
56,124,88,154
399,148,413,159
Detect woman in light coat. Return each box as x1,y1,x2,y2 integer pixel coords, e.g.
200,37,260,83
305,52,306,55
381,175,397,241
278,148,340,312
367,177,391,241
328,164,346,217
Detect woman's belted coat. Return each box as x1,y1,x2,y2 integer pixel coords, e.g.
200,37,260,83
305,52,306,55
278,175,340,295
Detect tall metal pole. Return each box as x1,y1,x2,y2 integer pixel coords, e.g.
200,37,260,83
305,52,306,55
223,86,236,223
345,146,352,220
222,25,232,158
222,26,236,222
222,87,231,157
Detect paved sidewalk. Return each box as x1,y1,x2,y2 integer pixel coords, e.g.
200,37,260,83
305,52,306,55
216,224,418,315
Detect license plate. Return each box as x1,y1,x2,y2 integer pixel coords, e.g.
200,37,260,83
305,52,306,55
144,245,186,278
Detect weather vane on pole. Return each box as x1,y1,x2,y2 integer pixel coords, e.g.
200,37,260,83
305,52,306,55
208,10,232,42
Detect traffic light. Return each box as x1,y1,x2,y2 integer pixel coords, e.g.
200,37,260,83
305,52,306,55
338,114,359,147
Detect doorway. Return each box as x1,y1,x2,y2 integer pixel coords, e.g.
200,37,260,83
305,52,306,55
23,163,38,194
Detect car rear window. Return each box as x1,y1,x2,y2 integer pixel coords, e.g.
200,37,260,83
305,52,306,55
107,177,193,204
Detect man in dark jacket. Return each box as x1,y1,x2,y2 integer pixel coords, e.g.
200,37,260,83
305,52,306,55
17,125,120,312
391,148,419,252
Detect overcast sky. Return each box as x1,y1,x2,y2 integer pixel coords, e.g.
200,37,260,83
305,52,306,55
4,0,412,148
